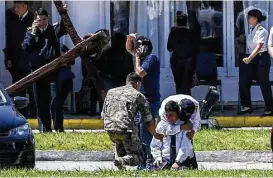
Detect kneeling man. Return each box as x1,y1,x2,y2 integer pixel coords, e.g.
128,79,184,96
102,72,162,169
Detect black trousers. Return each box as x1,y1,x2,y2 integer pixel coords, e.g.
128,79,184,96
170,58,194,95
168,137,198,170
36,78,52,131
89,82,103,115
239,52,273,111
10,68,37,118
51,79,72,131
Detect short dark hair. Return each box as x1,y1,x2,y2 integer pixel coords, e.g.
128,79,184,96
248,9,266,23
179,99,195,115
135,36,153,53
176,11,188,26
165,101,180,114
35,8,48,17
126,72,142,83
14,1,29,5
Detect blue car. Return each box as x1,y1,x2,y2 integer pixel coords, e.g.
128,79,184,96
0,84,35,168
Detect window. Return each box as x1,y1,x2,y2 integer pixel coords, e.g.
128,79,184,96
0,89,8,105
187,1,224,67
110,1,130,35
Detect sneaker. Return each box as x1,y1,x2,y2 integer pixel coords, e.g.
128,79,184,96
145,163,155,171
136,164,146,170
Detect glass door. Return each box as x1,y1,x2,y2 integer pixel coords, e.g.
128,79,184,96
187,1,226,76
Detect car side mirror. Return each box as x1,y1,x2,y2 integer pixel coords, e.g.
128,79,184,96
13,96,29,109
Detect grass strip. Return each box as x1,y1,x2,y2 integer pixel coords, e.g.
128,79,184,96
35,129,271,151
1,169,273,177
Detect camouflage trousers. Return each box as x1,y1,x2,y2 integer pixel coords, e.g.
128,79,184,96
107,130,144,168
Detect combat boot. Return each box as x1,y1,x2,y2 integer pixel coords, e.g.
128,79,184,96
114,158,124,170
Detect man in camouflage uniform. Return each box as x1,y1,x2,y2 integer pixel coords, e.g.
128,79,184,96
102,72,162,169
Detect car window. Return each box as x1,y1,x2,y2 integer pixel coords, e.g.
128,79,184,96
0,89,8,104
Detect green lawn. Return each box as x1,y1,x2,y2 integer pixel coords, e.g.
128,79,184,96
35,129,271,151
1,169,273,177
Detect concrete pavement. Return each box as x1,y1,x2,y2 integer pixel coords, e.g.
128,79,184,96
35,161,273,171
36,150,273,163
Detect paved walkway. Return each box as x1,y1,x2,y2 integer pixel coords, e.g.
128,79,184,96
36,150,273,163
35,161,273,171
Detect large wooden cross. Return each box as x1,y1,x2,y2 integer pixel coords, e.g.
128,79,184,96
6,1,110,98
53,0,108,108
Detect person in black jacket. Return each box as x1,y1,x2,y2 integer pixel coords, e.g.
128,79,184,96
21,8,62,132
167,11,200,95
105,32,134,87
5,1,34,83
4,1,36,117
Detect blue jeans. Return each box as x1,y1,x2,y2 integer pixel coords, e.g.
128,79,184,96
139,100,160,166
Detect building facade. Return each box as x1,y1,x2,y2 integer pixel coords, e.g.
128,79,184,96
1,1,273,108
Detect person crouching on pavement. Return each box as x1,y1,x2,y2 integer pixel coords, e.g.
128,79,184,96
102,72,163,170
151,100,194,170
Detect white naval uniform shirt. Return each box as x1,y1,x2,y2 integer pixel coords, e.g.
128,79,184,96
158,94,201,134
268,27,273,47
247,23,268,54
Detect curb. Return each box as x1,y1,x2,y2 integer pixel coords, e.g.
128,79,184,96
28,118,103,130
36,150,273,163
27,116,273,129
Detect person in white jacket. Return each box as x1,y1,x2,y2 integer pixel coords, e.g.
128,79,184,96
151,99,198,170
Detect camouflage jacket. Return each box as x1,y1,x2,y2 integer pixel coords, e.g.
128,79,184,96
102,85,152,132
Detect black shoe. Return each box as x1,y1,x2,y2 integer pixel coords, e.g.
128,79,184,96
42,129,52,133
43,126,52,133
237,107,253,115
114,159,123,170
55,128,65,133
260,111,273,117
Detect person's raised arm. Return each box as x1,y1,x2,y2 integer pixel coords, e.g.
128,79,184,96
126,33,136,56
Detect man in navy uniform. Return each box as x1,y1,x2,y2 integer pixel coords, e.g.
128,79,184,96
4,1,36,117
21,8,64,132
